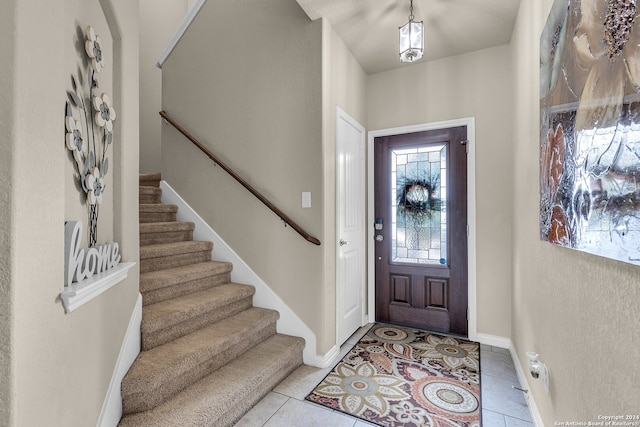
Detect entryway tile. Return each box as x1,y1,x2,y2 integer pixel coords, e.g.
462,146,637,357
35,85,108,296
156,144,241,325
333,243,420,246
234,392,288,427
481,375,532,422
491,346,511,355
263,398,355,427
505,414,535,427
483,409,507,426
272,365,328,400
481,350,519,382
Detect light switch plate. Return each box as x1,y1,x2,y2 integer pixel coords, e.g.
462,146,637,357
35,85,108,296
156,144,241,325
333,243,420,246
302,192,311,208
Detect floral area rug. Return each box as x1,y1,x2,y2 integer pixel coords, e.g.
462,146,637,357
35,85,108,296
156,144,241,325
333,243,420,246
305,324,481,427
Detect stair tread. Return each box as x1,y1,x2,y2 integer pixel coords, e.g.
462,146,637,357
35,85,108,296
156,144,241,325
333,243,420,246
139,186,162,195
142,283,255,334
140,241,213,260
140,261,233,293
140,173,161,182
140,221,195,233
140,221,195,246
139,203,178,213
140,173,161,180
122,307,280,394
119,333,304,427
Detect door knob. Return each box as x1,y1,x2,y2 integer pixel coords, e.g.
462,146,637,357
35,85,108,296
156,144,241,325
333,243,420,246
339,239,351,246
375,235,383,242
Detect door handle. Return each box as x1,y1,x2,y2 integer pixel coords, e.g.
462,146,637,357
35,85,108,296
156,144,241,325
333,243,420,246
339,239,351,246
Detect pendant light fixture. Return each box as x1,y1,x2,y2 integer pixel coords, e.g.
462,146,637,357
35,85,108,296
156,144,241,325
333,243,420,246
399,0,424,62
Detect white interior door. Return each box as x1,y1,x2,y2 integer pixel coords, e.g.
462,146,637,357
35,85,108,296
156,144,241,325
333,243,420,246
336,108,366,346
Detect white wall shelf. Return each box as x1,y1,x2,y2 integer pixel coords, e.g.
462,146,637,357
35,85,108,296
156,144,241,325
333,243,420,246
59,262,136,313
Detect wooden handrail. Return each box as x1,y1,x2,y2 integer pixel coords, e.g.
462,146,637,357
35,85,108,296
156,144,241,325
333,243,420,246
160,111,321,246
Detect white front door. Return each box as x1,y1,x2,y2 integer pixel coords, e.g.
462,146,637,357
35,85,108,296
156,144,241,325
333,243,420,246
336,108,366,346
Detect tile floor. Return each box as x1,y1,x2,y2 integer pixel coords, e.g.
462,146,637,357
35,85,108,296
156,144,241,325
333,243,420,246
234,325,534,427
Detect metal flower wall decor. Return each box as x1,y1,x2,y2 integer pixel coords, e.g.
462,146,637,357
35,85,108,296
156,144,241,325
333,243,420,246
540,0,640,266
65,25,116,247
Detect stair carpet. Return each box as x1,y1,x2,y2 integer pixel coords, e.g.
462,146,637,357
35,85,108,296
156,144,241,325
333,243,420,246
119,173,304,427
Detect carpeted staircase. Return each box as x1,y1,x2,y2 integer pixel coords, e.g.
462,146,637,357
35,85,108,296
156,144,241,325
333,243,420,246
118,173,305,427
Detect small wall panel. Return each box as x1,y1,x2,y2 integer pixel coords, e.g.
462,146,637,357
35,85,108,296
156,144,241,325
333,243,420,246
425,278,448,309
390,274,411,306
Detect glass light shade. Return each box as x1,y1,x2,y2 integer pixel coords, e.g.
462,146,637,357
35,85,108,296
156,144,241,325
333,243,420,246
399,20,424,62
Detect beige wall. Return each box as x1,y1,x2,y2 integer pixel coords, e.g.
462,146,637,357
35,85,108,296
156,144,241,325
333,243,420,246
321,19,367,348
0,2,17,423
161,0,331,351
367,45,514,338
511,0,640,421
2,0,140,425
159,3,367,355
139,0,191,174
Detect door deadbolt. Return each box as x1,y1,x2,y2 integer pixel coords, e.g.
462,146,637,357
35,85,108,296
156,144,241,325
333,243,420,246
375,235,383,242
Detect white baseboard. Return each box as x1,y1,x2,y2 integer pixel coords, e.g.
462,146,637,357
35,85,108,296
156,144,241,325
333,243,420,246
98,293,142,427
476,332,511,349
313,345,340,369
160,181,325,367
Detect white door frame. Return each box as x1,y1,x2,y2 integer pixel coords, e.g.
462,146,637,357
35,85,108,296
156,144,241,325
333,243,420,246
336,107,367,346
367,117,477,341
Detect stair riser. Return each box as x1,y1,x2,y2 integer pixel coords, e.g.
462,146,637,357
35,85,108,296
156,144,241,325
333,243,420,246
140,194,162,204
139,178,161,188
140,251,211,273
140,230,194,246
140,212,177,223
139,186,162,201
142,272,232,306
142,297,253,351
122,322,277,414
216,351,303,427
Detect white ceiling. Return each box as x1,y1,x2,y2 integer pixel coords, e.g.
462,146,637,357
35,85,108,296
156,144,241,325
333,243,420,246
296,0,522,75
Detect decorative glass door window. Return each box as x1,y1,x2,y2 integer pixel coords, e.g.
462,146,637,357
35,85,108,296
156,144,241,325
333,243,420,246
391,144,447,264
